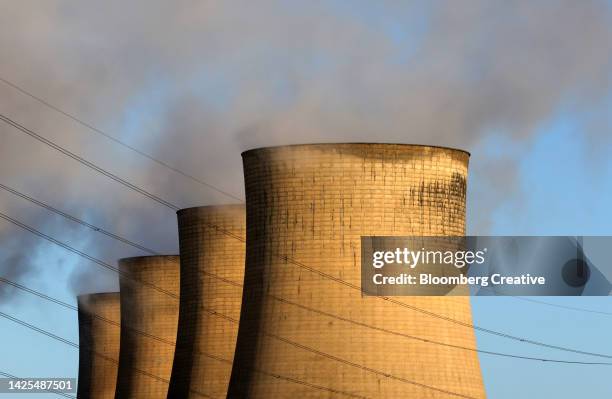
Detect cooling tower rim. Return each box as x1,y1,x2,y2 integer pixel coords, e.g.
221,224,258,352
118,255,180,264
77,292,119,300
241,143,470,157
177,204,245,217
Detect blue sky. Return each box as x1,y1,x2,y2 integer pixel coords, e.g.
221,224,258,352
469,115,612,398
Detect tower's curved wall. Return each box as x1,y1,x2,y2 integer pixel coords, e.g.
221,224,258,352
114,255,179,399
229,144,485,398
168,205,246,398
77,292,120,399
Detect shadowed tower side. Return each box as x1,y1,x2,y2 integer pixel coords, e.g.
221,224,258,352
114,256,179,399
229,143,485,398
77,293,120,399
168,205,246,398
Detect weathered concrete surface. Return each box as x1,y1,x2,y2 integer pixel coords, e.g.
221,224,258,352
168,205,245,398
115,256,179,399
229,144,485,398
77,292,120,399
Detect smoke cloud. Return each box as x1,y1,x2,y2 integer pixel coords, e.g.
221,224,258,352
0,0,610,301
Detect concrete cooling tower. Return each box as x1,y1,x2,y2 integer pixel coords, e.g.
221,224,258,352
114,256,179,399
77,292,120,399
228,144,485,398
168,205,246,398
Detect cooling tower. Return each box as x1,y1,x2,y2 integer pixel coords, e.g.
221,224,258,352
114,256,179,399
228,144,485,398
77,292,120,399
168,205,246,398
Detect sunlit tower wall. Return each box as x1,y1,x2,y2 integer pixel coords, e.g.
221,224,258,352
77,292,120,399
168,205,246,398
114,256,179,399
229,144,485,398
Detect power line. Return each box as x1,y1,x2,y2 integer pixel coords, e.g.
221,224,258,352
7,274,599,397
193,271,612,365
0,287,371,399
4,265,611,367
0,311,214,399
0,370,74,399
500,295,612,317
0,211,177,300
0,311,79,348
2,115,610,362
0,76,243,202
478,285,612,316
199,307,612,398
193,222,612,356
5,253,609,394
0,265,476,398
269,252,612,360
2,206,612,363
201,352,371,399
5,174,609,328
0,277,81,312
199,306,479,399
2,74,611,393
3,219,611,399
0,113,180,211
0,218,374,398
160,219,612,359
0,302,475,399
4,98,608,321
0,183,158,255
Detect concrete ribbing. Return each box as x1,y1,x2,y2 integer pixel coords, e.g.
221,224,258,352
114,256,179,399
77,292,120,399
168,205,246,398
228,143,485,398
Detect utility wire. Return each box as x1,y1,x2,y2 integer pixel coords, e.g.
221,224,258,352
0,370,74,399
6,262,611,395
11,281,371,399
499,295,612,317
198,305,479,399
192,271,612,366
0,306,474,399
2,205,612,363
0,291,370,399
0,311,214,399
3,98,608,321
4,177,608,321
0,277,81,312
0,311,78,348
0,183,158,255
4,267,611,367
1,210,610,395
0,113,180,211
2,115,611,361
155,218,612,359
201,351,371,399
5,278,612,399
3,75,612,393
478,285,612,316
0,211,177,300
0,76,243,202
